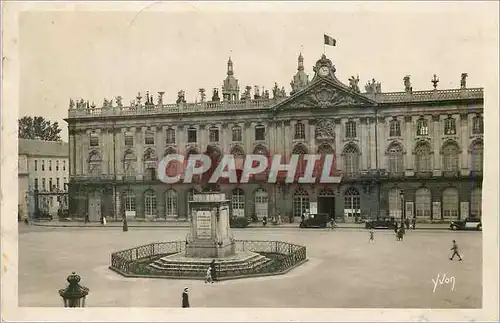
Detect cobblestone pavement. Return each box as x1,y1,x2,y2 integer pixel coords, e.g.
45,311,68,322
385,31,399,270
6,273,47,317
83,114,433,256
18,227,481,308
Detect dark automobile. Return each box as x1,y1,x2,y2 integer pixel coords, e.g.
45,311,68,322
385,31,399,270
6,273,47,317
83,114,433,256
299,213,330,228
365,217,396,229
450,218,482,231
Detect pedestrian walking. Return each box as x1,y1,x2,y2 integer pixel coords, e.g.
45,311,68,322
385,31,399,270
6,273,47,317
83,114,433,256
449,240,463,261
205,266,213,283
182,287,190,307
394,221,399,234
84,213,89,223
210,259,217,282
404,218,410,230
397,227,404,241
412,217,416,230
368,229,375,243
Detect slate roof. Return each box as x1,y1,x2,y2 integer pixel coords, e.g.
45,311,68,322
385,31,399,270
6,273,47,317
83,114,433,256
18,139,69,158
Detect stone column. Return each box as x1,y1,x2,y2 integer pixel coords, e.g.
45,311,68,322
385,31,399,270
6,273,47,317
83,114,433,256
221,122,229,154
199,124,208,151
460,113,469,173
334,118,342,172
404,115,413,174
308,119,316,153
176,125,185,155
377,117,386,170
284,121,291,161
359,118,367,171
432,115,441,175
243,121,252,155
368,117,376,170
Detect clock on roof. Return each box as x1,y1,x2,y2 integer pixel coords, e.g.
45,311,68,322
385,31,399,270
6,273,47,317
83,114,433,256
318,66,330,77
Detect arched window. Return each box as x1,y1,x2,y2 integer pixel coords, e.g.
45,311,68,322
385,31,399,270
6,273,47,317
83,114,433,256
415,142,432,172
143,149,157,180
415,187,431,219
231,188,245,218
123,151,136,176
254,188,268,220
253,145,268,156
344,188,360,219
470,141,483,172
165,189,178,218
293,188,309,218
442,187,459,220
442,142,459,172
88,151,101,177
388,188,403,219
144,190,157,218
387,143,404,174
292,144,308,177
343,145,359,176
470,187,482,219
123,190,136,217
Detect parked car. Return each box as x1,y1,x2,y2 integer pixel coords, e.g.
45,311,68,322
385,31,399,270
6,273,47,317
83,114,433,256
230,217,250,228
449,218,482,231
365,217,396,229
299,213,330,228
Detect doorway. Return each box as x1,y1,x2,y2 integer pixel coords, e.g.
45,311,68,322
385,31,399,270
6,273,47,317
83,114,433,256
318,188,335,219
88,192,102,222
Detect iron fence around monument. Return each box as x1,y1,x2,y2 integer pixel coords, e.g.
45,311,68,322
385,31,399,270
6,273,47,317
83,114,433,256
110,240,307,279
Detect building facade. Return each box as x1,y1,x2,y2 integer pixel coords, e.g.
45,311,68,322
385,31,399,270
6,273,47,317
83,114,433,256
18,139,69,218
66,54,483,223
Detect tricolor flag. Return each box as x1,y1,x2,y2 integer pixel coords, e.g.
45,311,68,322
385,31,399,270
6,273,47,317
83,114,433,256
324,34,337,47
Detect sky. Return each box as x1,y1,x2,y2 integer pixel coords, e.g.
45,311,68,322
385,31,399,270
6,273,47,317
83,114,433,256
18,2,498,141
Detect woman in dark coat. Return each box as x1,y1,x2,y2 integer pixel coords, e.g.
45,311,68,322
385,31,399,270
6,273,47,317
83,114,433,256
210,260,217,282
182,287,190,308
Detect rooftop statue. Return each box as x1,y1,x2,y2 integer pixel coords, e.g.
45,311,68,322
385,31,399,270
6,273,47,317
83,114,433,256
348,75,360,93
403,75,412,92
461,73,468,89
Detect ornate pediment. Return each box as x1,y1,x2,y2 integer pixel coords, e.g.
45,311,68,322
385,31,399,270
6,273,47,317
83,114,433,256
274,78,376,113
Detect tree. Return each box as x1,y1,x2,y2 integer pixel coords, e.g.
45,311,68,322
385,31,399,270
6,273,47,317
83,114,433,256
18,116,62,141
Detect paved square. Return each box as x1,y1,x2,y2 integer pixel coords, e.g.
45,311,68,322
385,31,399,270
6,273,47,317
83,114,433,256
18,226,481,308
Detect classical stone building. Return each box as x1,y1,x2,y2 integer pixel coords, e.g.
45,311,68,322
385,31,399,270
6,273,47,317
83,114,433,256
66,54,483,223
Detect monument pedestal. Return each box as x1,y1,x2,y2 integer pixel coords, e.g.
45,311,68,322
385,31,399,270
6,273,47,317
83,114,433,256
185,192,235,258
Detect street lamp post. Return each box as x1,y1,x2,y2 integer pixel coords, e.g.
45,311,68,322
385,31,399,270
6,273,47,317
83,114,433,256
400,191,405,223
58,272,89,307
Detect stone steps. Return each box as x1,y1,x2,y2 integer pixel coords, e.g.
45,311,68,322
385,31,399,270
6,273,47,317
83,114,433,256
149,252,272,277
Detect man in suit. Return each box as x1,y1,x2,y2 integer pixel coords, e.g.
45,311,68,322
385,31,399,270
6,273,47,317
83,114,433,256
182,287,190,308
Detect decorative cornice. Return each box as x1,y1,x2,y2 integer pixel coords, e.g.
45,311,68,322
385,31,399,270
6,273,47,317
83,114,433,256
431,115,440,122
404,115,412,123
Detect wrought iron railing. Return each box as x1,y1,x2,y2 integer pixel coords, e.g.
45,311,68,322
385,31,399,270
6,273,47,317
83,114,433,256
110,240,307,279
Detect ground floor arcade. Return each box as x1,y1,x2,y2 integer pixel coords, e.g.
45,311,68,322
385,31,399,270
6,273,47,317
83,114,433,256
68,178,482,223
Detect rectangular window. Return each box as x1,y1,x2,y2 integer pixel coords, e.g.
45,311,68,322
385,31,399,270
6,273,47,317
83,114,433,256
63,161,66,171
41,160,45,171
63,177,67,190
345,121,357,138
89,133,99,147
42,178,46,191
49,178,53,191
472,117,483,134
417,119,429,136
49,160,52,171
444,117,456,135
209,127,220,142
124,132,134,146
35,160,38,171
56,178,60,190
144,131,155,145
166,128,176,144
187,128,197,143
56,160,59,171
294,122,305,140
232,126,242,142
34,178,38,189
255,125,265,141
389,120,401,137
